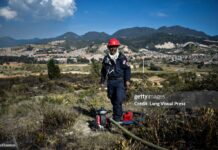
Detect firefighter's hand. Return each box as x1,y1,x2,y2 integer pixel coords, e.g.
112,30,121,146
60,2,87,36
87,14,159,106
99,84,107,91
125,81,130,90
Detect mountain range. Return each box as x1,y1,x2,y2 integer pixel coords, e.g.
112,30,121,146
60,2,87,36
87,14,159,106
0,25,218,50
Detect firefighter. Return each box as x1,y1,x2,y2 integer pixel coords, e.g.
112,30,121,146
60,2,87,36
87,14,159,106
100,38,131,122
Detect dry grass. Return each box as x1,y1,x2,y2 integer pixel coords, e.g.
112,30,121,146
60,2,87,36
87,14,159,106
0,71,218,149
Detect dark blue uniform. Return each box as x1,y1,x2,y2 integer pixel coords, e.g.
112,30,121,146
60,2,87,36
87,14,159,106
100,52,131,121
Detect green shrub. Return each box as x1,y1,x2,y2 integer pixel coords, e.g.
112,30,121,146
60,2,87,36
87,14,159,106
90,59,101,82
149,63,163,71
47,59,60,79
43,109,76,134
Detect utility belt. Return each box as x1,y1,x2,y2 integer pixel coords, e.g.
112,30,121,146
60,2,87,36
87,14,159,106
108,77,123,80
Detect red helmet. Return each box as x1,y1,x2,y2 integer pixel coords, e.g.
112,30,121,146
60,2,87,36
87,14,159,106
107,38,120,47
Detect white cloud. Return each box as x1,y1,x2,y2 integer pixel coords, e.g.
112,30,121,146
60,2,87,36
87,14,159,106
7,0,76,20
26,0,35,4
40,0,49,6
156,12,168,17
0,7,17,20
150,12,168,18
52,0,76,18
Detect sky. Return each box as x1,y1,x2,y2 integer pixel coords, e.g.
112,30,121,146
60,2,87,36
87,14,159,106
0,0,218,39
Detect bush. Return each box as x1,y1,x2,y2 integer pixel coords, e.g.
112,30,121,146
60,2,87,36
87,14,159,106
197,62,204,69
130,108,218,149
90,59,101,82
149,63,163,71
43,109,76,134
76,56,89,63
47,59,60,79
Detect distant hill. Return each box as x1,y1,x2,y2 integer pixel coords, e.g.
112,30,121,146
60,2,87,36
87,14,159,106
0,37,42,48
55,32,80,40
0,37,18,47
112,26,212,50
121,32,206,50
82,32,110,41
0,25,217,49
158,25,208,38
112,27,156,39
211,35,218,41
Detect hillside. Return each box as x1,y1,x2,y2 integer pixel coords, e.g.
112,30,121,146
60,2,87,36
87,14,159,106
158,25,208,38
82,32,110,41
1,25,217,49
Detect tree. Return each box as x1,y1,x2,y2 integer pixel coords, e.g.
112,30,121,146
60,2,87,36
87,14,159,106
197,62,204,69
90,58,101,82
47,59,60,79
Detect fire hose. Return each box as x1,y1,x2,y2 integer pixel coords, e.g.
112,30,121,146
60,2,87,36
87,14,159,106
109,118,168,150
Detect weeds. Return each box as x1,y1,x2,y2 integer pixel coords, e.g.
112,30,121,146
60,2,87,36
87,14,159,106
0,72,218,149
124,107,218,149
42,109,77,134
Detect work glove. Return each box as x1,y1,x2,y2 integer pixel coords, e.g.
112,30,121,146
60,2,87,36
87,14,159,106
99,83,107,91
125,81,130,90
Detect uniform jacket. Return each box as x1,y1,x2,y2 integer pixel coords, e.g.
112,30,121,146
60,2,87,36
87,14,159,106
100,52,131,84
